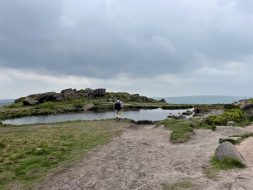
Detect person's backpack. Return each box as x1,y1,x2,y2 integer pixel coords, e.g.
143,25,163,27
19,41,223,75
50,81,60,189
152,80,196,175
114,101,122,110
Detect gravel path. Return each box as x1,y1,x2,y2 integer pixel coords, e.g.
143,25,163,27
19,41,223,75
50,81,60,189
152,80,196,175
34,124,253,190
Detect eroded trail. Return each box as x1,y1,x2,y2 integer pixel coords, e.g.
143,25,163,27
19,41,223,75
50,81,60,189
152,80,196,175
34,124,253,190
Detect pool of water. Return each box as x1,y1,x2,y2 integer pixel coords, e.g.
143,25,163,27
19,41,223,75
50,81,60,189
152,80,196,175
2,108,194,125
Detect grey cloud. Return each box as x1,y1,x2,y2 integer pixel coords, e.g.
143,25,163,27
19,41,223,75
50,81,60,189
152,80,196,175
0,0,253,78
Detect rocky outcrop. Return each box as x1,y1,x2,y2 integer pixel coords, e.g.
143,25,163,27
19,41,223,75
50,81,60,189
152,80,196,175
19,88,108,105
61,89,81,100
215,141,246,166
23,97,39,106
16,88,159,107
92,89,106,98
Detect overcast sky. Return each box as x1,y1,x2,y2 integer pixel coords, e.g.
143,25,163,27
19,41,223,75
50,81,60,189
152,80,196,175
0,0,253,98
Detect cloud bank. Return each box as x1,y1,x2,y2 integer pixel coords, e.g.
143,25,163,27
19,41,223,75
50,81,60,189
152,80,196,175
0,0,252,98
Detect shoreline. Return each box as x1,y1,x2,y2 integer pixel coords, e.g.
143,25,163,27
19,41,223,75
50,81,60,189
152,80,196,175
0,102,195,120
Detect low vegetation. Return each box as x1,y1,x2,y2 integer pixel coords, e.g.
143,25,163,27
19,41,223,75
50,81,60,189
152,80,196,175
161,179,196,190
161,115,221,143
205,156,246,180
211,156,246,170
0,120,128,189
193,104,224,115
205,108,251,127
162,119,194,143
0,91,170,120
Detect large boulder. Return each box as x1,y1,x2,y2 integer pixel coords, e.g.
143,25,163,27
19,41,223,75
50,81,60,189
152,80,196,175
82,103,95,111
29,92,64,103
48,93,64,101
215,141,246,166
23,97,39,106
61,89,81,100
159,98,166,103
92,88,106,97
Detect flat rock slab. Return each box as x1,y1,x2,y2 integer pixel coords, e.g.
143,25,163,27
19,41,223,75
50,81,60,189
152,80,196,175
216,126,250,137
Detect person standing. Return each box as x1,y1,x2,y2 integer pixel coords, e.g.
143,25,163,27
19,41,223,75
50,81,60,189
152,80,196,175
114,98,123,122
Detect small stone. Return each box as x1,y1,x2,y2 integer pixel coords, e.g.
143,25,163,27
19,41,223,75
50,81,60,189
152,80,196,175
227,121,236,126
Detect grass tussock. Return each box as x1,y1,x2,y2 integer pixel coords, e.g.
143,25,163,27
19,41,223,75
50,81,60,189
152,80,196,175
205,156,246,180
161,119,194,143
0,120,127,189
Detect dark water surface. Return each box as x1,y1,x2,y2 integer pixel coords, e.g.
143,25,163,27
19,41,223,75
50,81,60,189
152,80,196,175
3,108,194,125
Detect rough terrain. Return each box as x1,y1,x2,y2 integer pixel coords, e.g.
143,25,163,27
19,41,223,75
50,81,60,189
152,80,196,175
34,124,253,190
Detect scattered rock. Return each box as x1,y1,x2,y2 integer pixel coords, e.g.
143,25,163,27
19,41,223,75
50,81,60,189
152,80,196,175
159,98,166,103
227,121,236,126
215,141,246,166
135,120,154,125
83,103,95,111
219,137,242,144
168,115,186,120
34,148,44,155
194,108,201,114
182,110,193,116
242,104,253,111
23,97,39,106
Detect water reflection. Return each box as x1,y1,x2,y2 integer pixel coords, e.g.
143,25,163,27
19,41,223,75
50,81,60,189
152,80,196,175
3,108,194,125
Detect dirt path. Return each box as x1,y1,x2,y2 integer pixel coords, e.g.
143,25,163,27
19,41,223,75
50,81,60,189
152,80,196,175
34,124,253,190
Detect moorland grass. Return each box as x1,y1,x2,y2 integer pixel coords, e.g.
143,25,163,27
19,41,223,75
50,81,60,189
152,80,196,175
0,120,127,189
162,119,194,143
205,156,246,180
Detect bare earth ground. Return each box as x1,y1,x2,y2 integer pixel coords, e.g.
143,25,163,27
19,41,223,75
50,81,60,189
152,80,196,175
34,124,253,190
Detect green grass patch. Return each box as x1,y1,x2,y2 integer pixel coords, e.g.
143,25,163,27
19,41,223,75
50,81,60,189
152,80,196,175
0,120,128,189
205,156,246,180
161,179,196,190
162,119,194,143
161,117,221,143
211,156,246,170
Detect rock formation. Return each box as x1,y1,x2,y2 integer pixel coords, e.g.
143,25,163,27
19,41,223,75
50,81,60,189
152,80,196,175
61,89,81,100
18,88,107,106
92,88,106,98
